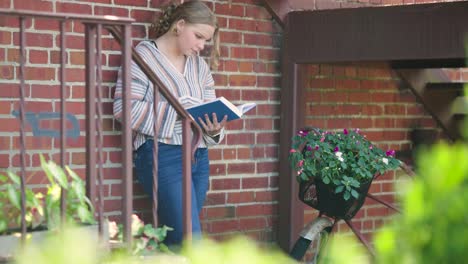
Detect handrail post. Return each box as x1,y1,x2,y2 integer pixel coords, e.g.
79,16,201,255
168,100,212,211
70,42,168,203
182,118,192,242
85,23,97,213
121,23,133,248
18,15,27,242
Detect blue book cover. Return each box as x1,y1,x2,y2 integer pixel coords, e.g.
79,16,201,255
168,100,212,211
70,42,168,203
186,97,256,126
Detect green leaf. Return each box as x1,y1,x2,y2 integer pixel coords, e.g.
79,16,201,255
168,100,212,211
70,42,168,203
132,237,148,255
343,191,351,200
7,171,20,185
0,174,8,183
76,205,94,224
0,220,7,233
146,239,159,250
322,177,330,184
70,181,86,204
52,164,69,189
143,224,159,238
350,179,361,188
335,185,344,193
351,189,359,199
7,184,21,209
65,166,82,182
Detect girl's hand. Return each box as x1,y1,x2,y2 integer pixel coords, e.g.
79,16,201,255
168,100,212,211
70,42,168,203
198,113,227,136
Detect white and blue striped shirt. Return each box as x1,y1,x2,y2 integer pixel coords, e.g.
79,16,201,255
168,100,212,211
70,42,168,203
113,40,224,150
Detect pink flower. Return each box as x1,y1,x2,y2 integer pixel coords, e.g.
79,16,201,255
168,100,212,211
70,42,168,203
289,149,296,153
369,145,373,150
297,130,309,137
343,128,348,135
297,160,304,167
386,150,396,157
334,146,339,152
315,145,319,150
320,137,325,142
306,145,313,151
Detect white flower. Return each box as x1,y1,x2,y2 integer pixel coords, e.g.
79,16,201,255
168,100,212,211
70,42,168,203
382,157,389,165
335,151,344,162
108,221,118,238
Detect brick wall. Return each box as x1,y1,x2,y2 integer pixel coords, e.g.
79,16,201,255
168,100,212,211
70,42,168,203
0,0,466,246
297,0,468,244
301,63,439,242
0,0,281,241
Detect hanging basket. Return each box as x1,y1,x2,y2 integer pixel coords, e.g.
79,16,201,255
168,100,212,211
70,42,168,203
298,177,372,220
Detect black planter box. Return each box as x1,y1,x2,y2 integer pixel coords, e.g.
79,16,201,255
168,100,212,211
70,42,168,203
299,178,372,220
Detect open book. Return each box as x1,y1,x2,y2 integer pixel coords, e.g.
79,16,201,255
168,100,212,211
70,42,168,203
186,97,256,125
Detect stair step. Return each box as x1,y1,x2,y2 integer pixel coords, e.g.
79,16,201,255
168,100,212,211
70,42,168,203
426,82,465,95
391,59,466,69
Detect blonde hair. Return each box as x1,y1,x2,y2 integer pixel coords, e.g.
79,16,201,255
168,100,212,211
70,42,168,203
150,1,220,69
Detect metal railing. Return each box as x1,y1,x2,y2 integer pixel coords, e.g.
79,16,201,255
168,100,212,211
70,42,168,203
0,8,201,248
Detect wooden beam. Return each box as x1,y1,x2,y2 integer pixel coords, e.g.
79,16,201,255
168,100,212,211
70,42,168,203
286,1,468,66
261,0,317,28
277,15,306,252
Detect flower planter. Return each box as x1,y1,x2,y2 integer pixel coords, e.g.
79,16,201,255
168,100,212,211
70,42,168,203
299,178,372,220
0,223,108,262
290,127,400,220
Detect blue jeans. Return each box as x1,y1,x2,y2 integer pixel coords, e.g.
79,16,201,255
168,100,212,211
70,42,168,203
134,140,210,245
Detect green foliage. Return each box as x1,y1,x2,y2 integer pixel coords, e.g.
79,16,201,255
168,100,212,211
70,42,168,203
15,225,104,264
181,236,297,264
109,214,173,256
374,142,468,263
319,234,370,264
0,156,95,234
289,128,400,200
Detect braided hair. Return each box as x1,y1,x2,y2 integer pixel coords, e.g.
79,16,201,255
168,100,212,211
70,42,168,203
149,1,220,69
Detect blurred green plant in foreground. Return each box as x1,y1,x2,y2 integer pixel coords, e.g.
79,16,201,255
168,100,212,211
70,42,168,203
14,226,296,263
181,236,297,264
374,140,468,263
318,139,468,264
15,224,187,264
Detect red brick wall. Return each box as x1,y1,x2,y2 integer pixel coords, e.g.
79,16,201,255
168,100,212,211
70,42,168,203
0,0,281,241
299,0,468,243
0,0,466,245
301,63,439,241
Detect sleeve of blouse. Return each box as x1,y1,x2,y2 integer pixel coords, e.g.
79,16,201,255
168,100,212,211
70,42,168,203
198,57,225,146
113,43,177,138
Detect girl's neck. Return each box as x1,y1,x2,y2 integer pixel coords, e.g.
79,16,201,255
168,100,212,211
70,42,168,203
155,34,184,61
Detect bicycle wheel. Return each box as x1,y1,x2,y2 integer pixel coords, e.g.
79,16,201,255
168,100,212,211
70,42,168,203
290,217,334,262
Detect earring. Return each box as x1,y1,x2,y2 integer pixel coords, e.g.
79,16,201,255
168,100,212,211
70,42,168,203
173,27,178,35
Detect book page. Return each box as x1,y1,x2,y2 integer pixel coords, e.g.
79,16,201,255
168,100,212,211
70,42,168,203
237,102,257,115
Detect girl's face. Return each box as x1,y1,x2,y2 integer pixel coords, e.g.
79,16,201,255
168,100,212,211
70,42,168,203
175,20,215,56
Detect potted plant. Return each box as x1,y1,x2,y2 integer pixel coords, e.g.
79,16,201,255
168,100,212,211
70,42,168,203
288,127,401,219
0,156,97,260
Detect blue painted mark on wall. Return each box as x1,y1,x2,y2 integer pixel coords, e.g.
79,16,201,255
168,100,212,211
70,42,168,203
11,110,80,139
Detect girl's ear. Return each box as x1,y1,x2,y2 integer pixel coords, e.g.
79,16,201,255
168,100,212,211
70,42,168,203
175,19,186,32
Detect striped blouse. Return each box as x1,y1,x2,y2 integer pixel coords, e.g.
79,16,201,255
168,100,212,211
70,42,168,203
113,40,225,150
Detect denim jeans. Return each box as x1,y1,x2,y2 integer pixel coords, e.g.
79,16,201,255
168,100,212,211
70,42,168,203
134,140,210,245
